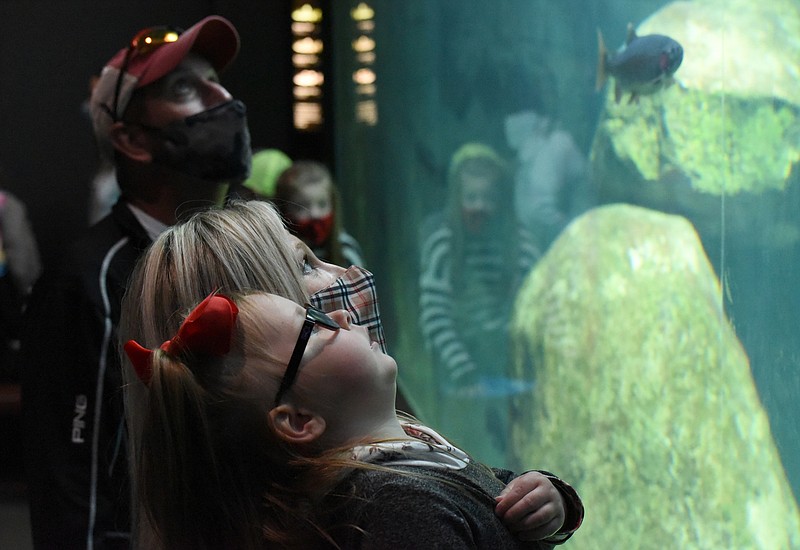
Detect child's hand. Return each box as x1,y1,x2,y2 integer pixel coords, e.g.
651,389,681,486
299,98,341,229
494,471,565,541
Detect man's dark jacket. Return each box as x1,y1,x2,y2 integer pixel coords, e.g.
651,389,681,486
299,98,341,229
21,201,151,549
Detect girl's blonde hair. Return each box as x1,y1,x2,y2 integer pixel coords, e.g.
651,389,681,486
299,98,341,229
130,292,338,549
119,201,310,548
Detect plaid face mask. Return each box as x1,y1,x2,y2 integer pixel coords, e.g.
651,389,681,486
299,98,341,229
308,265,387,353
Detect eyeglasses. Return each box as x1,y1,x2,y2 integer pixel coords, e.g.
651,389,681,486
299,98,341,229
107,26,183,121
274,304,341,406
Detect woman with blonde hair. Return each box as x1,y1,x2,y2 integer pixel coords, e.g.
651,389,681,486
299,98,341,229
119,200,582,549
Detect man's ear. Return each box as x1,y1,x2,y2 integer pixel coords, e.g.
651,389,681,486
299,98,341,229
269,405,326,445
108,121,153,163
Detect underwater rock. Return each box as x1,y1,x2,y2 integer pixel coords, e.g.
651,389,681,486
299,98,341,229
509,204,800,549
589,0,800,249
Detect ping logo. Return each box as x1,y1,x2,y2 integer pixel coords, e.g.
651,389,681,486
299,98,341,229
72,394,88,443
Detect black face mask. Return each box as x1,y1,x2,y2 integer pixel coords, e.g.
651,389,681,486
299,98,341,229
145,99,252,183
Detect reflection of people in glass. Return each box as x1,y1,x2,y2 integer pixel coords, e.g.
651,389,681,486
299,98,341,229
274,160,365,268
419,142,540,466
504,110,590,250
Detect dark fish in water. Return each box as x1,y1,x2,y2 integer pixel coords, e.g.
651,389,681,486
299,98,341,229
596,23,683,104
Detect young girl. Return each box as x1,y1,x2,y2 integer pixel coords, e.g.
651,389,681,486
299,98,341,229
419,142,541,467
123,289,582,549
274,160,365,268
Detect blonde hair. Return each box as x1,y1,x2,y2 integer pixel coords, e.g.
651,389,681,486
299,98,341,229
131,292,348,549
120,200,310,548
121,200,306,348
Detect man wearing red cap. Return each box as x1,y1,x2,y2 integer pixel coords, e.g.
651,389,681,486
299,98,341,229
19,16,250,549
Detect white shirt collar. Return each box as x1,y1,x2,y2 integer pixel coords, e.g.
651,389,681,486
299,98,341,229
126,203,169,241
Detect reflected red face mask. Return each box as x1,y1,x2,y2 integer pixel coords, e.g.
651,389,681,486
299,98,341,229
461,208,491,234
292,213,334,248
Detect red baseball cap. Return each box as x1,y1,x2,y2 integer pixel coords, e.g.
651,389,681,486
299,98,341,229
90,15,239,152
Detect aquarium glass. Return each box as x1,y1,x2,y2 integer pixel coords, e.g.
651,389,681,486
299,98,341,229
330,1,800,547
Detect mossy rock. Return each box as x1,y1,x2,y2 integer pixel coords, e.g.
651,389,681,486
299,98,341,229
591,0,800,198
597,89,800,196
509,204,800,549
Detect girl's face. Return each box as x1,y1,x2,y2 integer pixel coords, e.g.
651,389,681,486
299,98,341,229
283,180,332,223
258,294,397,431
460,173,498,234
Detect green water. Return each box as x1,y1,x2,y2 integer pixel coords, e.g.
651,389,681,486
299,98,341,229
329,0,800,544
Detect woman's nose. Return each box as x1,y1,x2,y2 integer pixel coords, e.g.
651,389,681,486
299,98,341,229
328,309,352,329
324,262,346,279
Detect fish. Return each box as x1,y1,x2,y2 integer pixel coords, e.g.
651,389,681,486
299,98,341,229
596,23,683,104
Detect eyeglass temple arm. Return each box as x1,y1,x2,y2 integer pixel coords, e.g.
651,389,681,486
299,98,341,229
273,319,315,406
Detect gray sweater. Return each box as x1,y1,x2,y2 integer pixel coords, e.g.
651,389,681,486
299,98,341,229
324,461,554,549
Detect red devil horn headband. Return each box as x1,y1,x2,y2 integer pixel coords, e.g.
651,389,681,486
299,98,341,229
124,292,239,386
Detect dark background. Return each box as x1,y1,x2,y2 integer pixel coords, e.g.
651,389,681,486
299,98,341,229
0,1,323,270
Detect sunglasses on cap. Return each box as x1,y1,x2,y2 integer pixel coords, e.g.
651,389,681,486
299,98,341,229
107,26,183,121
273,304,341,406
